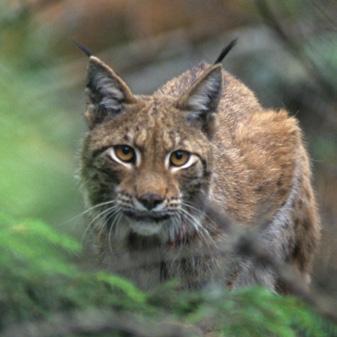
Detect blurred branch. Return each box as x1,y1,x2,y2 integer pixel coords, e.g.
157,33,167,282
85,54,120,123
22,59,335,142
255,0,336,98
96,200,337,326
310,0,337,32
4,201,337,337
255,0,337,127
2,309,201,337
208,202,337,326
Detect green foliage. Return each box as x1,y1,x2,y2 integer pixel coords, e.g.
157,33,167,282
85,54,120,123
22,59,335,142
0,212,149,329
1,212,336,336
0,61,82,223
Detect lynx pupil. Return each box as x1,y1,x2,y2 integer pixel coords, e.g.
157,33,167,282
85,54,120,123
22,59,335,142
122,146,130,155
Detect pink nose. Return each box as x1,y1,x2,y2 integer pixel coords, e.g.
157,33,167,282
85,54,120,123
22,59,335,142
138,193,164,210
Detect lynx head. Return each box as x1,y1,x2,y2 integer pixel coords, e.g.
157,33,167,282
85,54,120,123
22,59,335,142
80,56,223,242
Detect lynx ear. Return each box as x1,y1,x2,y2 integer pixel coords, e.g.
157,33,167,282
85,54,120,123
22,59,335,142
177,65,223,137
85,56,136,128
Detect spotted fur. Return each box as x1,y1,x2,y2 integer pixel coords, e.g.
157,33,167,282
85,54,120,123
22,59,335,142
80,56,320,291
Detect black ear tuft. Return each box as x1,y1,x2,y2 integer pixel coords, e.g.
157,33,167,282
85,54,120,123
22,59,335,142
84,56,136,128
214,38,238,64
73,40,93,57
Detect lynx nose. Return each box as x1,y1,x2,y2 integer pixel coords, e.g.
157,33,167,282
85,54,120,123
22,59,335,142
138,193,164,210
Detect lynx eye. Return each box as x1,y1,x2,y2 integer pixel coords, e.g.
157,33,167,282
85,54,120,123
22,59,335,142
170,150,190,167
114,145,136,163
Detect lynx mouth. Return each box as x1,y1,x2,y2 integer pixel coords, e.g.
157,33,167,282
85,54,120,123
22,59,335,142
124,210,170,223
124,210,171,236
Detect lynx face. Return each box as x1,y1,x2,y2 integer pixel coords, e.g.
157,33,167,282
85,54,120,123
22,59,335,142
81,57,223,241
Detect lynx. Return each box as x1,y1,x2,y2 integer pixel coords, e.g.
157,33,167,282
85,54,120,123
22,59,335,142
79,48,320,292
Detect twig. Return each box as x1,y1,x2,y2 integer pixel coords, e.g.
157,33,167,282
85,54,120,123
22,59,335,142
255,0,336,99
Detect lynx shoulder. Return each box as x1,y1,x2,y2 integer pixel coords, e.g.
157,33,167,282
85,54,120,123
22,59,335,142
80,55,320,291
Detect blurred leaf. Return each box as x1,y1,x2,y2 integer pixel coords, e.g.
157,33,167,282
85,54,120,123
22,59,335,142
0,62,81,223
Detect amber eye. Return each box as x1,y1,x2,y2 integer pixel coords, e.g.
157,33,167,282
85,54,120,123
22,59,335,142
169,150,190,167
114,145,135,163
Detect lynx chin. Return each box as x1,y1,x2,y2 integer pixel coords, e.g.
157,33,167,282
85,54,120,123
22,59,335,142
79,52,320,292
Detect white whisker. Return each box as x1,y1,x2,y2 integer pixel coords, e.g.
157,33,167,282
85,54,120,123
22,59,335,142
178,207,216,248
107,209,122,253
62,200,118,229
81,203,118,244
182,201,218,231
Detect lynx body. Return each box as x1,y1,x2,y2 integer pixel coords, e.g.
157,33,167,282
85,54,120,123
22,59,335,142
80,56,320,291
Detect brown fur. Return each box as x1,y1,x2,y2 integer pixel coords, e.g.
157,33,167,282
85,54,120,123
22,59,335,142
80,57,320,291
